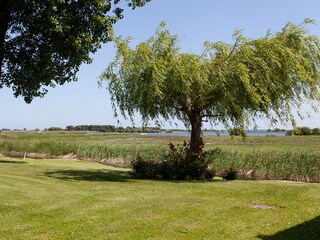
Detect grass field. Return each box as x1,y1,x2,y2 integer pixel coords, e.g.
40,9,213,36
2,131,320,151
1,131,320,182
1,131,320,154
0,156,319,240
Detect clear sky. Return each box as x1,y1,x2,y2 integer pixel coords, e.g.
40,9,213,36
1,0,320,130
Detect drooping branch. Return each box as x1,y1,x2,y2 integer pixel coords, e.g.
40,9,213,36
219,33,243,63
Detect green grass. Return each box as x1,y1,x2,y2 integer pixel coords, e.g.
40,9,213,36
206,135,320,153
0,156,319,240
3,131,320,152
1,132,320,181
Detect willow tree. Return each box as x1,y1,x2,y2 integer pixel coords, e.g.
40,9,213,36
101,20,320,151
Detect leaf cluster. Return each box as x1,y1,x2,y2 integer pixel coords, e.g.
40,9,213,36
0,0,150,102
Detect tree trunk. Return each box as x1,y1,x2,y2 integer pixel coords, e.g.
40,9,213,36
189,108,202,152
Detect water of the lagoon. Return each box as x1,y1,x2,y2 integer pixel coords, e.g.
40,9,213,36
145,131,286,137
87,130,287,137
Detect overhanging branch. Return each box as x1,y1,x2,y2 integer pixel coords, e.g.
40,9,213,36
220,35,242,63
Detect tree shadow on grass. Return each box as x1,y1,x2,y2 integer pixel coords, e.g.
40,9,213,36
45,169,130,182
258,215,320,240
0,160,28,164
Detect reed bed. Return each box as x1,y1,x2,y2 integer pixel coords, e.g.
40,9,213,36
0,131,319,182
209,148,320,182
0,137,165,162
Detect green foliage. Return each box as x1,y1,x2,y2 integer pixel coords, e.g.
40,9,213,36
64,124,161,133
228,128,246,136
131,140,214,180
47,127,64,131
0,0,150,102
296,127,312,135
285,130,294,136
286,127,320,136
166,138,208,164
312,128,320,135
101,20,320,138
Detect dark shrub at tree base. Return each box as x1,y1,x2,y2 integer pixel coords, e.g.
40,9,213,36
131,139,214,180
221,168,238,180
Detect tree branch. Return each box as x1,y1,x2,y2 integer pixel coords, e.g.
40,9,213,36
219,35,242,64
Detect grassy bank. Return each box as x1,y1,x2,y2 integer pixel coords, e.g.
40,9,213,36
0,131,320,182
0,157,319,239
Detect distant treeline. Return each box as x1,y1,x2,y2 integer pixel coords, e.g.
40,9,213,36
46,125,162,133
286,127,320,136
2,126,320,136
267,128,287,132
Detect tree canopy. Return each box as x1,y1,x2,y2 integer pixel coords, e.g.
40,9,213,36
0,0,150,103
100,20,320,150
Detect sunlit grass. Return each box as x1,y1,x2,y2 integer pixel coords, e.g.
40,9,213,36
0,157,319,239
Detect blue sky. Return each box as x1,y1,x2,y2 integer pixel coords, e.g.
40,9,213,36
1,0,320,130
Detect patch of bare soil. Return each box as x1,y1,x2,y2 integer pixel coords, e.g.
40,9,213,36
1,151,80,160
250,204,283,209
223,169,320,183
1,151,54,159
96,158,131,168
61,153,78,159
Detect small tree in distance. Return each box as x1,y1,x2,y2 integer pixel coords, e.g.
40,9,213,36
100,20,320,153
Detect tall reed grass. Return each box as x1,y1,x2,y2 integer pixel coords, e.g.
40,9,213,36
0,138,165,161
208,148,320,182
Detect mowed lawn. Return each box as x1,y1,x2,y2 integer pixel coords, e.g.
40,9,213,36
0,157,319,240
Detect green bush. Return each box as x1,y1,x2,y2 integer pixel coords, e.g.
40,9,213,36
312,128,320,135
221,168,238,180
285,130,293,136
287,127,320,136
228,128,245,136
131,139,214,180
296,127,312,135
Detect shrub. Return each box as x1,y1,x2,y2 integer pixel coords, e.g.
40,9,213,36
228,128,245,136
285,130,293,136
285,127,320,136
131,139,214,180
298,127,312,135
312,128,320,135
221,168,238,180
131,157,161,179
